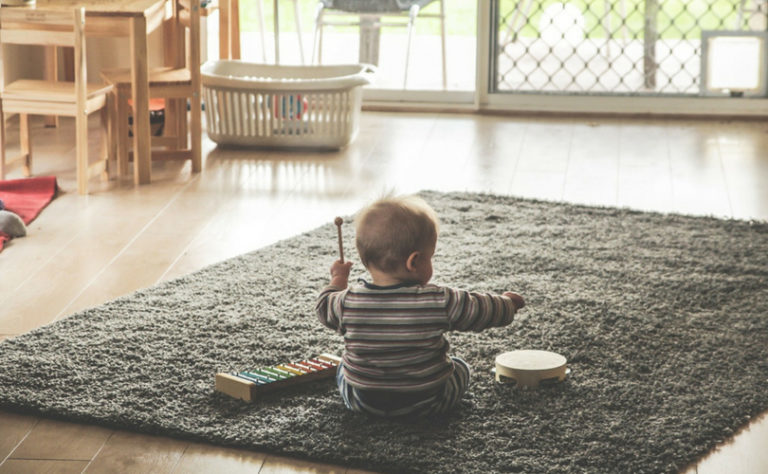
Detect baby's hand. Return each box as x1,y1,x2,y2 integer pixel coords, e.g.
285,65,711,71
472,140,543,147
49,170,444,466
330,259,353,288
503,291,525,310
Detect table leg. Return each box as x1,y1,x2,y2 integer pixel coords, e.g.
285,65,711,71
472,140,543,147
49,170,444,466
219,0,230,59
219,0,240,60
44,47,59,128
130,15,151,185
231,0,240,59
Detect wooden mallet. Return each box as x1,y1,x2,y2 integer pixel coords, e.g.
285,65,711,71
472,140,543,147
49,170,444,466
334,217,344,263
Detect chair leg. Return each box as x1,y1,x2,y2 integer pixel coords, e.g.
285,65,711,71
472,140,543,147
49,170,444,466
311,2,324,65
19,114,31,177
228,0,241,59
293,0,305,65
439,0,447,89
177,99,187,149
76,108,88,195
163,98,175,143
403,5,420,89
116,88,130,179
44,46,60,128
191,93,202,173
0,105,5,180
164,98,181,148
256,0,267,62
100,104,110,181
106,92,116,167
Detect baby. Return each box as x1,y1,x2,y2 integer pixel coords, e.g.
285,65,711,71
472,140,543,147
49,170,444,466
316,194,525,417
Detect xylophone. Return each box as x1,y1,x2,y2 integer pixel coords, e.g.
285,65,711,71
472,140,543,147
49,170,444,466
215,353,342,402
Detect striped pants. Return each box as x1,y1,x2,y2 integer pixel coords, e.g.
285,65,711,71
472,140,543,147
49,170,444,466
336,357,471,418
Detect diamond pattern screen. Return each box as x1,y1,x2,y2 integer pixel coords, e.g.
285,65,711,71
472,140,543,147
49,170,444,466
494,0,767,95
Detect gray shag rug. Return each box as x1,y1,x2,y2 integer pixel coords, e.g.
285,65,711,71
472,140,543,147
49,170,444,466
1,191,767,473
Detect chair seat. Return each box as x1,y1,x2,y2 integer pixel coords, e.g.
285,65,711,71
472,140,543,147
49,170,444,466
321,0,436,13
2,80,112,102
100,67,191,88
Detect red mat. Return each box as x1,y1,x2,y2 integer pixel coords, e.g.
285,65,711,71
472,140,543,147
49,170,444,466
0,176,58,252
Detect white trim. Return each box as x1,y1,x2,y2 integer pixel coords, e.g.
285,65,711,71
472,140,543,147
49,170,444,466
475,0,492,111
357,0,768,118
480,94,768,117
363,89,473,104
476,0,768,117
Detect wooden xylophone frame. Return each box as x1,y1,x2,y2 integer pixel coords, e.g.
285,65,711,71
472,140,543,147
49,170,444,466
215,353,342,402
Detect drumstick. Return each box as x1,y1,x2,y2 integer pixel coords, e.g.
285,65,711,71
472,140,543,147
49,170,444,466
334,217,344,263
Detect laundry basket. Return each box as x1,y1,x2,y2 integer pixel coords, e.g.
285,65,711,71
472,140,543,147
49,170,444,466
201,61,374,149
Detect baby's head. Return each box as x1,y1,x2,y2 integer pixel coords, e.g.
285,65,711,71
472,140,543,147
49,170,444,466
355,194,439,285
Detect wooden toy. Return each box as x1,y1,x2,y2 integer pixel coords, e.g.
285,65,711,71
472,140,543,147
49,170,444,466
334,216,344,263
215,354,342,402
493,350,569,388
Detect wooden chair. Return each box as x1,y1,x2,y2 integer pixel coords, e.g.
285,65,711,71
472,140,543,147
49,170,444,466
100,0,201,179
311,0,447,89
0,7,112,195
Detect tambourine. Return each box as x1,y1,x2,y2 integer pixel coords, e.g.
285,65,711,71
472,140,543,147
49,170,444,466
493,350,570,388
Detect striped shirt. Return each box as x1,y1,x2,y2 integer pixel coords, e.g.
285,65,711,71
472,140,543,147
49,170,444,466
316,280,519,392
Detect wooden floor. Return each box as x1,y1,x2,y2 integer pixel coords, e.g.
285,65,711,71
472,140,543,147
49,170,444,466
1,111,767,473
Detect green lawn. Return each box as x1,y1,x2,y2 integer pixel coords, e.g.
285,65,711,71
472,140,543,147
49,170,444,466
500,0,743,39
238,0,476,36
239,0,747,40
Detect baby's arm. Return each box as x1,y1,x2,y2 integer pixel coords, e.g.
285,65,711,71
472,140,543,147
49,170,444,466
315,259,353,332
446,288,524,332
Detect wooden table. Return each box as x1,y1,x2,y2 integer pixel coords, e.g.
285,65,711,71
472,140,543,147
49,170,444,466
4,0,168,185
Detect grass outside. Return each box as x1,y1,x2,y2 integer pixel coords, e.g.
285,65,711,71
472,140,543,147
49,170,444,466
238,0,477,36
240,1,748,40
499,0,748,40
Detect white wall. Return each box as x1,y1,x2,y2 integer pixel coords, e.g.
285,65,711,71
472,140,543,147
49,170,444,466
2,45,45,84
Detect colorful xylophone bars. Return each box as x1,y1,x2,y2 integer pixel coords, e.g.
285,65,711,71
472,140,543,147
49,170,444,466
215,353,342,402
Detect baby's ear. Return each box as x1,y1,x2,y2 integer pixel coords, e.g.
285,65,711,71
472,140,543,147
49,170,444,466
405,251,420,272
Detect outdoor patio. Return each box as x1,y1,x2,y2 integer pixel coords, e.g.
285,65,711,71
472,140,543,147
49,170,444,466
200,1,477,92
198,1,766,96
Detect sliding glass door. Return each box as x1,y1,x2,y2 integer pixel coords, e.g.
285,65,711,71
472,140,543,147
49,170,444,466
479,0,768,115
227,0,767,115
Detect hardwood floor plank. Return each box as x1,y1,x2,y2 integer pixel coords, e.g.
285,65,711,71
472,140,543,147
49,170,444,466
0,410,38,462
259,454,346,474
663,120,730,218
562,120,620,207
717,122,768,221
617,120,673,213
9,418,111,461
0,459,89,474
0,182,195,334
459,116,525,194
515,119,574,175
694,412,768,474
83,431,186,473
0,111,766,474
170,443,266,473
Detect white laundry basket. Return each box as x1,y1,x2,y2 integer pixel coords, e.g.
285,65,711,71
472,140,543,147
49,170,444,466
201,61,374,149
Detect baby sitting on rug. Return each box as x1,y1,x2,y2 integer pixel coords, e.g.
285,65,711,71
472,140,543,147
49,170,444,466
316,194,525,417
